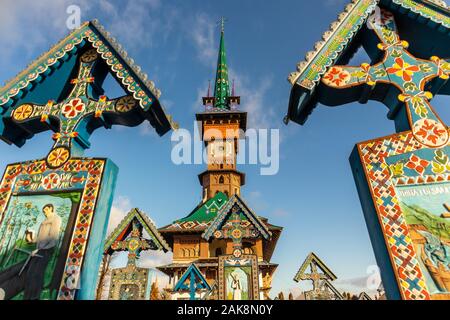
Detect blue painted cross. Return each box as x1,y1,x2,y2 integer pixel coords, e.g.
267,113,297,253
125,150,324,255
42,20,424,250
321,9,450,148
5,49,145,168
173,263,211,300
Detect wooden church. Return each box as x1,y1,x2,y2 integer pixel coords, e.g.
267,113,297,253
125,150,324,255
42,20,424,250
157,26,283,300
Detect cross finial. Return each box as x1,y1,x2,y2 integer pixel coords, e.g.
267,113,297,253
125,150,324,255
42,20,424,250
218,16,227,33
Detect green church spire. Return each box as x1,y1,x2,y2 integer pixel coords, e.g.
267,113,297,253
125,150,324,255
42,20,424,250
213,24,230,109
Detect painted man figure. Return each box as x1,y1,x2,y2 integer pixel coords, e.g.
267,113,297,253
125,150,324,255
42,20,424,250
0,204,62,300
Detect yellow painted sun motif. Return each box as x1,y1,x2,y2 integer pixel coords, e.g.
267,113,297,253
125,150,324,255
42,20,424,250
13,104,34,121
231,229,242,240
80,49,99,63
46,147,70,168
128,239,140,251
115,96,136,113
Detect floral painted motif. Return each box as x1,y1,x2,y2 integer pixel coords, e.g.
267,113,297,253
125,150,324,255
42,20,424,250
411,97,428,118
405,154,430,175
41,173,61,190
430,56,450,79
413,119,448,147
12,104,34,121
389,162,404,177
322,67,351,87
350,63,375,84
62,98,85,119
47,147,71,168
431,149,450,174
386,57,419,82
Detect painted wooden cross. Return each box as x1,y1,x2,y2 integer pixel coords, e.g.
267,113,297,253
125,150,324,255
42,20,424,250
294,252,338,300
110,220,156,266
174,263,211,300
303,261,331,296
229,210,246,258
321,9,450,148
213,205,260,259
8,49,140,169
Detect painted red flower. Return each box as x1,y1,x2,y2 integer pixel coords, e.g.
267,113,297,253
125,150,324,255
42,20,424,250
405,154,429,175
42,173,61,190
62,98,85,119
323,67,350,87
386,57,419,82
415,119,446,145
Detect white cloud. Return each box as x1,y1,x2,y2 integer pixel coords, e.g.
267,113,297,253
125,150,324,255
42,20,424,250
96,0,175,50
271,208,290,218
249,191,262,199
138,250,173,269
333,276,378,297
189,13,216,68
0,0,179,81
0,0,90,63
139,122,160,137
229,68,275,130
106,195,132,235
191,80,211,112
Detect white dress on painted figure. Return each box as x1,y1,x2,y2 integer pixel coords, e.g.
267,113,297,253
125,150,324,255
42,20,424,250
230,272,242,300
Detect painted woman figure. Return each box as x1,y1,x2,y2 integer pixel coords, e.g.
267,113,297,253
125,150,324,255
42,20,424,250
230,271,242,300
0,204,61,300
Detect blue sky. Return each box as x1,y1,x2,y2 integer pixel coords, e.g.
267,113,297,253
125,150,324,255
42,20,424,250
1,0,449,297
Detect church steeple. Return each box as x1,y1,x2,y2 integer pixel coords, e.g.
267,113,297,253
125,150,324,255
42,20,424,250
197,22,247,202
203,20,240,110
213,29,230,109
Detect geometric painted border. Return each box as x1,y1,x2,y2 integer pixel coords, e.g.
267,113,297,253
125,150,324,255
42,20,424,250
356,130,450,299
104,208,170,253
218,254,259,300
203,194,271,241
390,0,450,29
0,158,106,300
288,0,377,89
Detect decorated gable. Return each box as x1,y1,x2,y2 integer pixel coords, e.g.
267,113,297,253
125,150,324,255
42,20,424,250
174,263,211,300
202,194,271,242
104,208,170,255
